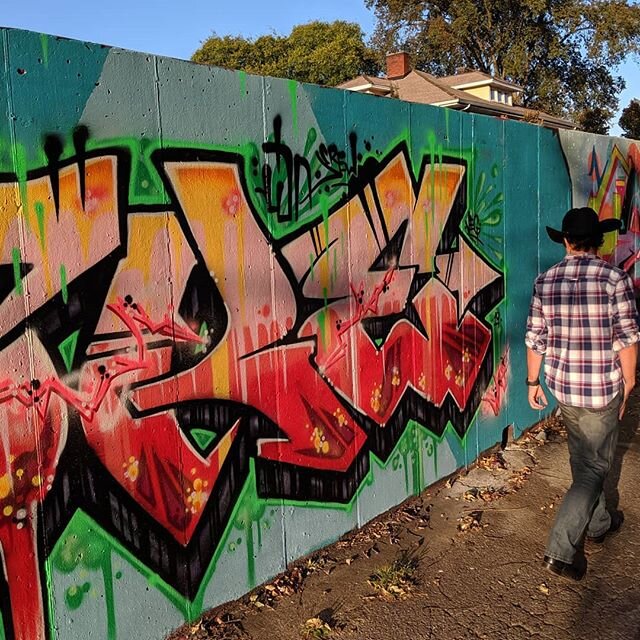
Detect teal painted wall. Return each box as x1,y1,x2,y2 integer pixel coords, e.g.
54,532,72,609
0,27,637,640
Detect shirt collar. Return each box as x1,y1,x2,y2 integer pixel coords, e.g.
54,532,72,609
564,253,598,259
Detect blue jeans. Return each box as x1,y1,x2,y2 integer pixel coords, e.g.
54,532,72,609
545,393,622,563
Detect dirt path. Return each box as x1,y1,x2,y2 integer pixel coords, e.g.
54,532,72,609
169,387,640,640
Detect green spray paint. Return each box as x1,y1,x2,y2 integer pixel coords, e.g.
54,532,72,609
58,330,80,373
190,428,217,451
14,144,29,229
64,582,90,610
303,128,317,157
238,70,247,97
396,424,436,496
488,305,505,357
233,497,268,588
103,551,117,639
393,422,436,495
51,522,119,639
12,247,23,295
432,434,439,478
40,34,49,67
131,138,166,203
83,137,168,207
34,201,46,248
288,80,298,137
60,264,68,304
195,322,209,354
464,167,505,267
320,193,330,248
46,510,192,635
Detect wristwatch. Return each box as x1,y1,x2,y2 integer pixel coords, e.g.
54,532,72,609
525,378,540,386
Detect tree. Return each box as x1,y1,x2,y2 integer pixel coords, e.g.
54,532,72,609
192,21,380,86
365,0,640,133
619,99,640,139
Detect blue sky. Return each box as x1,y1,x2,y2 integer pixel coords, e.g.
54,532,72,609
0,0,636,134
1,0,376,59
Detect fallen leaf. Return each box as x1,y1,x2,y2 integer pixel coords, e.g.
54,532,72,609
305,617,324,627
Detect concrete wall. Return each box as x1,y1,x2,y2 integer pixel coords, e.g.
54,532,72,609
0,27,637,640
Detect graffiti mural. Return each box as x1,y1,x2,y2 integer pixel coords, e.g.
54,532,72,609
0,127,504,637
560,134,640,295
2,26,626,640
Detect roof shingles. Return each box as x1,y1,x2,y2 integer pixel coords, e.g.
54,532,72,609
339,68,576,130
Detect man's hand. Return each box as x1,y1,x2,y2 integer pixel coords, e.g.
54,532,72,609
528,384,548,410
619,378,635,420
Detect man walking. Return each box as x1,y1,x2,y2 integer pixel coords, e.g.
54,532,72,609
525,206,639,581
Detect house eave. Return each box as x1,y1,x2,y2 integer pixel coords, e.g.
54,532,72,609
431,99,460,107
344,83,391,96
451,78,523,93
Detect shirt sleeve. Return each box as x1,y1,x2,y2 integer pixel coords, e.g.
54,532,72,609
525,279,547,354
611,272,640,352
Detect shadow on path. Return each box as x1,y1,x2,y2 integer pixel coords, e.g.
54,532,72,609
572,385,640,639
604,394,639,511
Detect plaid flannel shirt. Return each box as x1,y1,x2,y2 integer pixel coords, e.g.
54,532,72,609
525,254,640,408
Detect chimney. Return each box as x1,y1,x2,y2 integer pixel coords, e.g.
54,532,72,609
386,52,411,79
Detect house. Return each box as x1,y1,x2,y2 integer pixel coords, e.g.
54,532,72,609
338,52,577,131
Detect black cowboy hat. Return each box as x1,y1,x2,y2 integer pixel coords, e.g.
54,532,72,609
546,207,621,244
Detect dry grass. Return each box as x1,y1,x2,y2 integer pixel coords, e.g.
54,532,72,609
368,549,420,598
300,617,333,639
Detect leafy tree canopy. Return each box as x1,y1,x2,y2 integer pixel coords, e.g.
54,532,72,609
365,0,640,133
192,21,380,86
619,99,640,138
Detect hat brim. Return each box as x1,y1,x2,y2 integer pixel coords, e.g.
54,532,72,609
546,218,622,244
600,218,622,233
546,226,565,244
